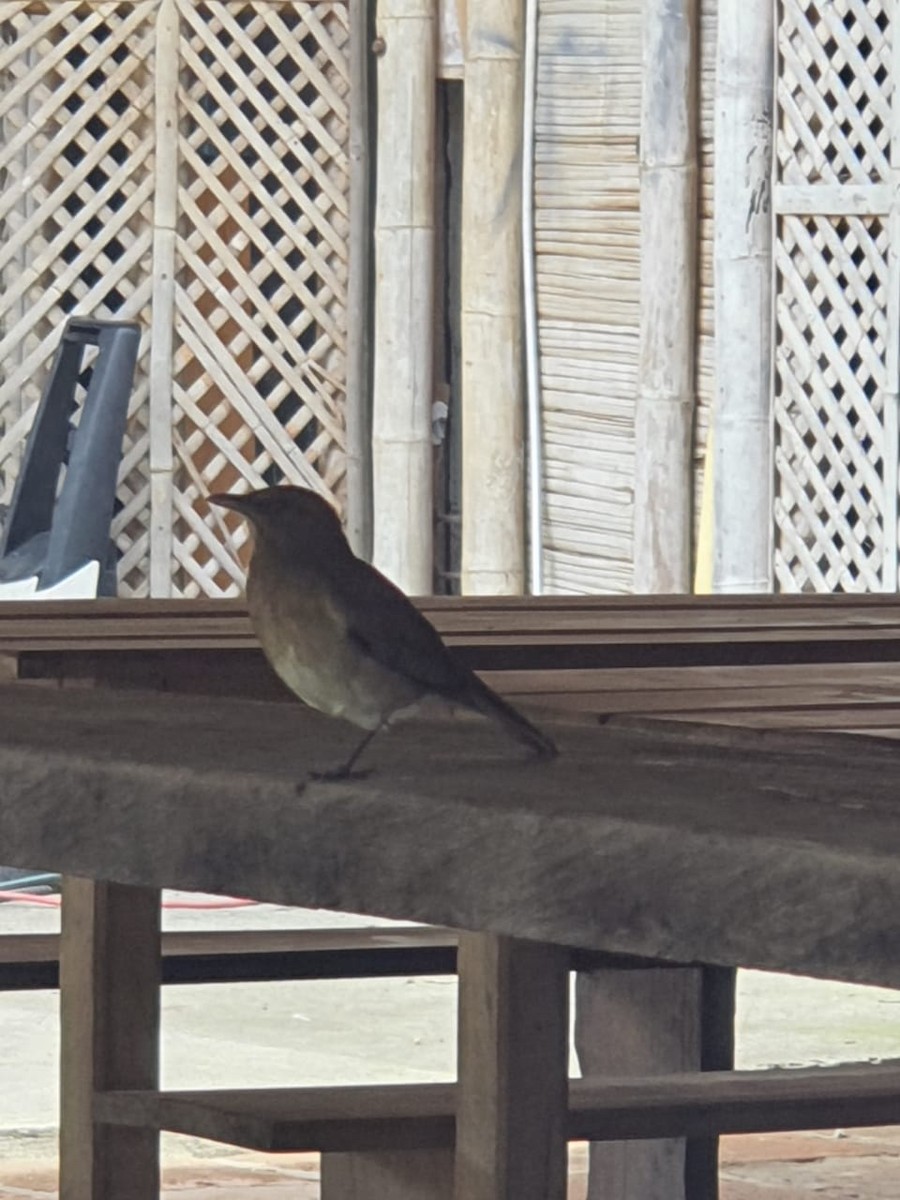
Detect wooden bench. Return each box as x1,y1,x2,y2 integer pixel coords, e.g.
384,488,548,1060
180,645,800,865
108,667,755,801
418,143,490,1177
0,923,682,990
96,1060,900,1151
0,925,457,990
84,1060,900,1200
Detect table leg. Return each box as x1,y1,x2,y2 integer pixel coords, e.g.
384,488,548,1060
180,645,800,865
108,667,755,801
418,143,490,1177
59,878,161,1200
575,965,735,1200
454,933,569,1200
322,1150,454,1198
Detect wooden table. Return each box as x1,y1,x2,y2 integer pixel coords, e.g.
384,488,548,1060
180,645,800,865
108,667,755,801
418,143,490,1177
3,675,900,1198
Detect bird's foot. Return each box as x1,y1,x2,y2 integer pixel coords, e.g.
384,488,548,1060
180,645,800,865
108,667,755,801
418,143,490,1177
308,766,374,783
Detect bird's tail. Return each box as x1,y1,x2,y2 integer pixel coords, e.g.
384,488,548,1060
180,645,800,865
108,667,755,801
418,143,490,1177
463,671,558,760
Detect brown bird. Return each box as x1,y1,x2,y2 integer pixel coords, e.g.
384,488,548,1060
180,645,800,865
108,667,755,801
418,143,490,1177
207,485,558,778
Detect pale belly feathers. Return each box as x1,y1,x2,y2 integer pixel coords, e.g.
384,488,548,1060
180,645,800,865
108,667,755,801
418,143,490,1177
247,569,422,730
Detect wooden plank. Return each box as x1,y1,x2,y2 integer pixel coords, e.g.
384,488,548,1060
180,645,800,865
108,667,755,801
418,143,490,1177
0,591,899,631
454,934,569,1200
16,622,900,652
774,182,894,215
0,924,697,991
322,1150,454,1200
0,925,457,964
6,592,900,634
9,598,900,653
96,1059,900,1150
5,686,900,986
0,926,459,989
59,879,161,1200
97,1080,457,1153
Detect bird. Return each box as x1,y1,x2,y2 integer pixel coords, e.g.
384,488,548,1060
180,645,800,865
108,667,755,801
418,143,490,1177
207,485,558,779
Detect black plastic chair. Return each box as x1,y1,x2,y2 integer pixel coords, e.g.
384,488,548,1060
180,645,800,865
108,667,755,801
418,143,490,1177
0,317,140,597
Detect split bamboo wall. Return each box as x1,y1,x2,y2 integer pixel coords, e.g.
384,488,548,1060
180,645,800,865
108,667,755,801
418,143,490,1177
533,0,717,595
0,0,350,597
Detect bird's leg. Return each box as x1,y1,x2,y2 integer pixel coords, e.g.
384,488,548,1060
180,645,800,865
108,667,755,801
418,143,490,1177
310,724,384,782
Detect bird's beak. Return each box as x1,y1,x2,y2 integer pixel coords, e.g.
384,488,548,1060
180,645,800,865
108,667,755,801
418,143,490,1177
207,492,254,517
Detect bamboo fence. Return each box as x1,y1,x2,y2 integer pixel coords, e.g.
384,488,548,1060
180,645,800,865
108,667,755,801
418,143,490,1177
533,0,896,598
1,0,890,602
0,0,351,598
533,0,717,595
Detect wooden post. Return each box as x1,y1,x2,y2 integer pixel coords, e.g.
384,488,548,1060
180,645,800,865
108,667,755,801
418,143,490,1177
454,933,569,1200
59,878,161,1200
371,0,437,592
460,0,526,595
345,0,373,561
713,0,775,592
576,969,699,1200
149,0,179,598
576,966,735,1200
634,0,699,593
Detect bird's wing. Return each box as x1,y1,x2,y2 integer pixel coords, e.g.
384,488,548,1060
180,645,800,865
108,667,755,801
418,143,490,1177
326,554,557,758
331,558,470,697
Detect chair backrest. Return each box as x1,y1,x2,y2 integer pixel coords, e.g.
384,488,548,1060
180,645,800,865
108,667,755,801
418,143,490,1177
0,317,140,597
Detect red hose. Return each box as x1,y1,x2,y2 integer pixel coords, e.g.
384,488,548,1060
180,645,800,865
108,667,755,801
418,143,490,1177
0,892,258,909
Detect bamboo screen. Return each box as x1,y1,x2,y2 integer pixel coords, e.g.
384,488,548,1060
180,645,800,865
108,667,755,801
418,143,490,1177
0,0,349,597
774,0,895,591
533,0,717,595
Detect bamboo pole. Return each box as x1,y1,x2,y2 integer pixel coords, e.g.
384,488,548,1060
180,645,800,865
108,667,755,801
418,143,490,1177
371,0,437,593
713,0,774,592
149,0,179,598
460,0,525,596
634,0,699,594
344,0,373,560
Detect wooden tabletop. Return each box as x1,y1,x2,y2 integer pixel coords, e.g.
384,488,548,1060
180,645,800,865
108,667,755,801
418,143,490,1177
1,681,900,988
1,593,900,657
5,595,900,731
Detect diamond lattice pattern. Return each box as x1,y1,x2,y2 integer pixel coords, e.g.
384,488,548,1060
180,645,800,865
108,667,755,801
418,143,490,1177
0,1,349,597
173,0,349,597
777,0,891,185
0,0,156,595
774,214,887,591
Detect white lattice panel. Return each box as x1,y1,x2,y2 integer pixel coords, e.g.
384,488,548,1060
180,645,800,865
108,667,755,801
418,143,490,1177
171,0,349,597
778,0,891,185
0,0,350,597
774,0,899,593
0,0,157,595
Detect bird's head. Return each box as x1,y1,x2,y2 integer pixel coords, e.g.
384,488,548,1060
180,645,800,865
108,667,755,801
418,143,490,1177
207,486,343,544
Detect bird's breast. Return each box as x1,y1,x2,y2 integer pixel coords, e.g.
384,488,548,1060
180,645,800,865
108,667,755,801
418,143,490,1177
246,557,420,729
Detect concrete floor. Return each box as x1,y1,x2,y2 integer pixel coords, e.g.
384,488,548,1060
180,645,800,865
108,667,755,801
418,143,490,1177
2,893,900,1197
